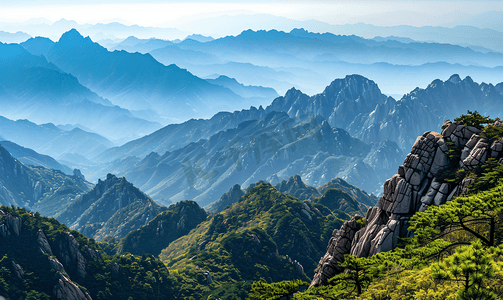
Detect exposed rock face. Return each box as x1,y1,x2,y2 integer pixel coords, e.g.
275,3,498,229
0,214,22,237
352,75,503,150
311,120,503,287
205,183,245,213
55,231,88,279
310,215,364,287
0,211,94,300
275,174,320,200
11,260,24,279
56,173,166,241
266,75,392,130
37,229,53,255
53,272,93,300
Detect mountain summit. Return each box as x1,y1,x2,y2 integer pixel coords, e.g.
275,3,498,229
45,29,247,122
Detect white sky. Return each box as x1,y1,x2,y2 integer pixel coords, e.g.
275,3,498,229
0,1,502,27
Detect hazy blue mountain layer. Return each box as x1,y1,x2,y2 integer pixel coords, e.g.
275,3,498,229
0,115,113,161
0,42,162,143
350,74,503,149
44,29,248,122
94,106,268,162
110,36,174,53
0,144,92,216
149,28,503,96
118,111,401,205
205,75,279,100
0,141,72,175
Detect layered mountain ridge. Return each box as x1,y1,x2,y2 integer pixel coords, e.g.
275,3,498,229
0,41,162,144
43,29,246,122
56,173,167,241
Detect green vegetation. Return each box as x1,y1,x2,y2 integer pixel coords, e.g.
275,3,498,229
481,124,503,143
0,206,177,300
311,188,366,216
251,153,503,299
158,182,351,299
454,110,494,129
118,200,208,256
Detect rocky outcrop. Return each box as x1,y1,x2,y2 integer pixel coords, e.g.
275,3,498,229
55,232,88,279
275,175,320,201
205,184,245,213
37,229,53,255
11,260,24,280
311,119,503,287
310,215,364,286
56,173,166,241
0,213,22,237
53,272,93,300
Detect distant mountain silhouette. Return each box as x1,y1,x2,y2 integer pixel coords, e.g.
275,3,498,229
0,42,162,143
0,144,92,215
44,29,247,122
0,140,72,175
110,36,174,53
351,74,503,149
0,30,31,43
206,75,279,99
118,111,401,205
94,106,268,162
0,115,113,161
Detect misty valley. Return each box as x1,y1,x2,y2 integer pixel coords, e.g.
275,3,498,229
1,14,503,300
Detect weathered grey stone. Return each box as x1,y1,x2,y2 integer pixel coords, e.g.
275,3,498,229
375,220,400,254
433,183,449,206
56,232,88,279
441,121,456,137
378,175,401,212
490,139,503,158
461,139,488,170
11,260,24,280
430,147,449,176
350,207,389,257
37,229,53,255
310,215,364,287
49,257,65,272
0,214,22,237
310,123,497,289
391,180,413,214
53,273,93,300
398,165,405,177
446,186,459,202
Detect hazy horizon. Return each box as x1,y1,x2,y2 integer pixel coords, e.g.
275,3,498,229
1,0,503,35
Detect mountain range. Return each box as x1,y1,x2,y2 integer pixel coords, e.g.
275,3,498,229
116,110,401,205
147,28,503,96
0,144,92,215
0,141,72,175
55,173,167,241
37,29,248,123
0,115,114,162
0,41,162,144
84,73,503,207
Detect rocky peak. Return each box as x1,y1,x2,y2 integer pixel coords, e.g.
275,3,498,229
447,74,462,84
205,184,245,214
73,169,85,181
310,118,503,287
57,28,89,45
